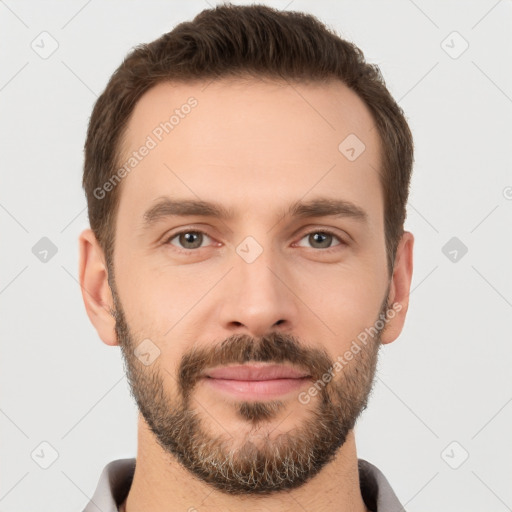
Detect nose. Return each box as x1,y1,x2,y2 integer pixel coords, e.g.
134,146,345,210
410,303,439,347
217,243,299,339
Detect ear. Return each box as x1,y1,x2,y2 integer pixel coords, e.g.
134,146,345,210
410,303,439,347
78,228,118,346
380,231,414,345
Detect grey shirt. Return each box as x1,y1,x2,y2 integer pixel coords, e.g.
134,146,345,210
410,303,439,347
82,458,405,512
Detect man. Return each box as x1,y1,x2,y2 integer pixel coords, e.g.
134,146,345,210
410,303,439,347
79,3,414,511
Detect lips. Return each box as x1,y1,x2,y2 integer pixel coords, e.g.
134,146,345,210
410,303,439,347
202,363,311,400
201,363,311,399
203,364,310,381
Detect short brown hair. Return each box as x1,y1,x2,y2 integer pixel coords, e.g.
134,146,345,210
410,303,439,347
83,3,413,276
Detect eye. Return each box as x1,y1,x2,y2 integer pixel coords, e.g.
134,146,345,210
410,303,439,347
295,229,345,250
163,228,346,254
165,230,214,251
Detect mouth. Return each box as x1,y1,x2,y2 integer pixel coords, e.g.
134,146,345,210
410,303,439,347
200,363,312,399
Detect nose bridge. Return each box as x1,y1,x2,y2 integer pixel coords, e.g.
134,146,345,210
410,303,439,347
219,235,298,336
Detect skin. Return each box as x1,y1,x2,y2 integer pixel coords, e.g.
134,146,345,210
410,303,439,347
79,77,414,512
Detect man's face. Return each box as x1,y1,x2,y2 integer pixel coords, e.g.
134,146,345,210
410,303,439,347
109,78,391,494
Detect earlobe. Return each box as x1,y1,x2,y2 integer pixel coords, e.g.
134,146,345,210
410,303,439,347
78,228,118,346
380,231,414,345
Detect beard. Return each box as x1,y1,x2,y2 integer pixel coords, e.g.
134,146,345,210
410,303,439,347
110,275,387,496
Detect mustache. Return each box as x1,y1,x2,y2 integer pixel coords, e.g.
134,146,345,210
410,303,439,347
178,332,334,397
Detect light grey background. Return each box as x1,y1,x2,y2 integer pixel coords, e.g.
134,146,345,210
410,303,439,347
1,1,511,511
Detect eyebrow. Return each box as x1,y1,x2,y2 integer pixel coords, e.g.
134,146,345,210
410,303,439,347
142,196,368,229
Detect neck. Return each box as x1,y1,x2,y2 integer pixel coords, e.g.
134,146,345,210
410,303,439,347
122,415,369,512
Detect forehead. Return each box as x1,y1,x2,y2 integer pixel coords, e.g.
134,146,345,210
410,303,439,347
116,77,383,228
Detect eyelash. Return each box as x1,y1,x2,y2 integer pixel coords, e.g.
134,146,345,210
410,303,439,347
163,228,347,254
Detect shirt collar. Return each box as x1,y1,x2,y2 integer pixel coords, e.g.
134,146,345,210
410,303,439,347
83,458,405,512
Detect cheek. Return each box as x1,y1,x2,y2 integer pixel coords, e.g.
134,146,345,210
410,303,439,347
296,264,386,348
115,262,209,358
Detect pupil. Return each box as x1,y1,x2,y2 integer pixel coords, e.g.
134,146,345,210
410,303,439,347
182,232,201,248
312,232,330,248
